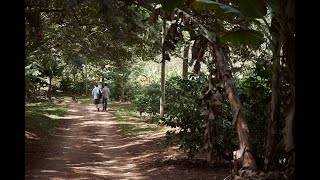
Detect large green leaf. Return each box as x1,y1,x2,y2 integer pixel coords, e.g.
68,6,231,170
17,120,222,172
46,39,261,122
189,0,243,16
197,24,217,43
219,29,264,47
162,0,184,12
239,0,267,18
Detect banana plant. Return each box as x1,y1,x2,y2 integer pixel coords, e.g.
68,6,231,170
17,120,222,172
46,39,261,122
160,0,294,174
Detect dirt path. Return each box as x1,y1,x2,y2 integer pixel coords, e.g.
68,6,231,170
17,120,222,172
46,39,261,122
25,100,229,180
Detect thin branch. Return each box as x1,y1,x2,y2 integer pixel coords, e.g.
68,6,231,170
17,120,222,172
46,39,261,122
69,5,82,26
68,5,105,27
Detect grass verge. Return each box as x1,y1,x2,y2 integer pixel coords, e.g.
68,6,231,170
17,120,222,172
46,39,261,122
25,100,67,142
108,102,161,136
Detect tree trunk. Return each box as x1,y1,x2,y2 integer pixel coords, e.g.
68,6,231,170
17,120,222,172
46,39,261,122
72,72,76,95
85,60,88,96
121,87,125,102
264,32,281,171
279,34,295,167
183,44,189,79
284,35,295,152
212,44,257,171
48,76,52,100
120,76,125,102
160,19,166,118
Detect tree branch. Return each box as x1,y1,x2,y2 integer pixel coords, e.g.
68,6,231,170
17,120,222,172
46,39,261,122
67,5,105,27
69,6,82,26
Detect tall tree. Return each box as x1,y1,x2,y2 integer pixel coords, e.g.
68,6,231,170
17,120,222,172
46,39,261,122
160,19,166,118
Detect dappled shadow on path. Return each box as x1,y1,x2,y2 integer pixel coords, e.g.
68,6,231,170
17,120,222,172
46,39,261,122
25,100,229,180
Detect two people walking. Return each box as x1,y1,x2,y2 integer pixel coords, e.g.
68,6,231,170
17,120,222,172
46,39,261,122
92,83,110,111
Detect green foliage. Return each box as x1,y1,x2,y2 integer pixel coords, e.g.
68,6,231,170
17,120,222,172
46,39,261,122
162,74,207,158
25,64,46,99
189,0,243,16
237,58,272,158
133,83,161,115
60,78,86,95
162,0,184,12
160,73,238,160
239,0,267,18
219,29,264,48
212,103,238,160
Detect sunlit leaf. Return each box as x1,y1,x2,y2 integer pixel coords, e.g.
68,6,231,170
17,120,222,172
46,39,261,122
189,0,243,16
197,24,217,43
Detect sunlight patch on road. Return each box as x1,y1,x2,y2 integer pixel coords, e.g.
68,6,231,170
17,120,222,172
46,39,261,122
107,139,150,150
44,114,61,119
130,152,158,161
25,131,40,140
40,170,59,173
60,115,85,119
68,109,80,112
79,121,114,125
72,166,146,179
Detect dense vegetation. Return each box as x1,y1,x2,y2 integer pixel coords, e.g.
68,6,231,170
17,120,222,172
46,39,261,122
26,0,295,179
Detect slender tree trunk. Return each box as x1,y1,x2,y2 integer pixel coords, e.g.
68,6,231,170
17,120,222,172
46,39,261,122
72,72,76,95
160,19,166,118
120,76,124,102
48,76,52,100
212,44,257,170
183,44,189,79
264,37,281,171
73,73,76,85
85,60,88,96
121,87,125,102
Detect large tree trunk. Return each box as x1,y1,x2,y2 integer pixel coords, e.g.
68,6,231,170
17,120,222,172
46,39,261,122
264,30,281,171
160,19,166,118
278,34,295,172
284,35,295,153
183,44,189,79
212,44,257,171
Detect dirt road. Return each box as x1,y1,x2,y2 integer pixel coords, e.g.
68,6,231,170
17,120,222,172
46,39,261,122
25,100,228,180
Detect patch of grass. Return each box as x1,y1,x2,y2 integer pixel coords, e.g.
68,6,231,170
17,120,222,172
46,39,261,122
119,124,161,136
108,102,162,136
77,96,93,104
108,105,140,121
25,101,67,139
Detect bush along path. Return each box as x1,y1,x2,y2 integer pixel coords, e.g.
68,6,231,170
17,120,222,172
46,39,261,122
25,99,229,180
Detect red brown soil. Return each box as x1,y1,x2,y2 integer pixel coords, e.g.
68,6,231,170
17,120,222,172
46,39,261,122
25,100,229,180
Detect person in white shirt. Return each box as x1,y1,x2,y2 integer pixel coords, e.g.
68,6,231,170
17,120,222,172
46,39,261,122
91,84,101,111
101,83,110,111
